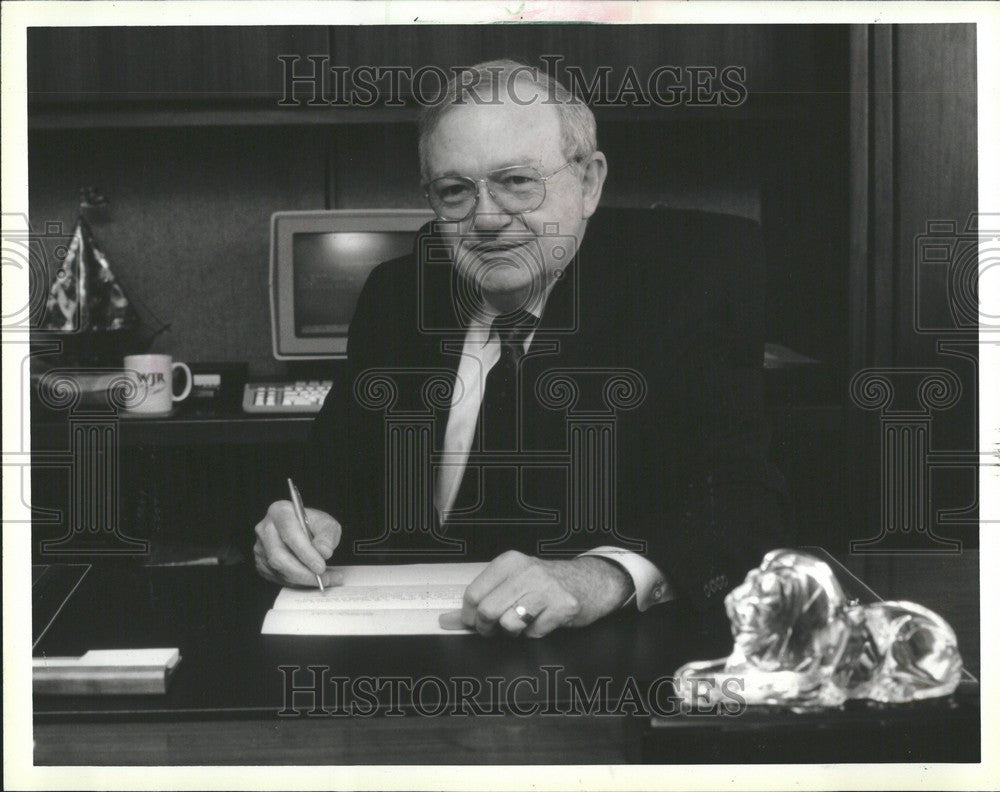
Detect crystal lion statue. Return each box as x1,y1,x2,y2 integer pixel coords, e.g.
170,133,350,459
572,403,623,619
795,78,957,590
674,549,963,708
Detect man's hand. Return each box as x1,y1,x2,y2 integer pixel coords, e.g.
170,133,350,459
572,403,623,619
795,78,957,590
253,500,342,587
439,551,634,637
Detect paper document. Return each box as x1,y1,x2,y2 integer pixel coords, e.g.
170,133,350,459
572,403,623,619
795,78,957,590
261,562,487,636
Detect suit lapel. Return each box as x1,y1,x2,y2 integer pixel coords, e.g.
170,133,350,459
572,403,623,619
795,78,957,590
417,256,466,451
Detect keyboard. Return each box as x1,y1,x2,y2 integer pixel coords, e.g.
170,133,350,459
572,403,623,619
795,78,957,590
242,381,332,414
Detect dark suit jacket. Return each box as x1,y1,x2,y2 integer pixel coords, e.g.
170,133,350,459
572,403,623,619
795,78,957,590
299,207,792,612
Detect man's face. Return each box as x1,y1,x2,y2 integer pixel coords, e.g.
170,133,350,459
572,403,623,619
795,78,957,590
424,84,604,314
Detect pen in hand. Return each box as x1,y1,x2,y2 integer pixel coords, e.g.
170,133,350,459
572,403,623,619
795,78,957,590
287,477,325,592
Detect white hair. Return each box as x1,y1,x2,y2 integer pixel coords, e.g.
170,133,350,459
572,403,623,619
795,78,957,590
417,59,597,182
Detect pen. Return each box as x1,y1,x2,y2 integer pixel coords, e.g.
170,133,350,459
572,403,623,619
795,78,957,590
287,477,325,592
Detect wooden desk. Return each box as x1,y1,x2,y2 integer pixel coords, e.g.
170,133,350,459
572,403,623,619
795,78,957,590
32,550,979,765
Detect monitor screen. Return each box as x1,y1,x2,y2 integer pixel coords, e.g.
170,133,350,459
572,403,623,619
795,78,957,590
271,210,435,359
292,232,414,337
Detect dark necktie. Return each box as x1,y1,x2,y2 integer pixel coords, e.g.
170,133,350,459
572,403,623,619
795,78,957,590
450,310,538,527
481,310,537,451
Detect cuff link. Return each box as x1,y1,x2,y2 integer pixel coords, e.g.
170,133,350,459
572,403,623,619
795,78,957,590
703,573,730,598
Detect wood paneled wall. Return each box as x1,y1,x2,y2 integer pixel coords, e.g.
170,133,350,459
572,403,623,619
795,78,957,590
29,25,836,104
847,23,978,555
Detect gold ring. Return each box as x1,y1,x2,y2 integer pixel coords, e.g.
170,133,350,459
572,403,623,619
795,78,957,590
514,604,538,626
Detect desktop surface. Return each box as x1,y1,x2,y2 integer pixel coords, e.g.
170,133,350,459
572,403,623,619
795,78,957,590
32,561,730,719
31,549,980,764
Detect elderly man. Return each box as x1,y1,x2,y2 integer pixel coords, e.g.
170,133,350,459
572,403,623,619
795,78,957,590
253,59,790,637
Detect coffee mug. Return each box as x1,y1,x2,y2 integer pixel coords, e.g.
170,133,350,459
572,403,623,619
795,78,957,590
123,354,192,414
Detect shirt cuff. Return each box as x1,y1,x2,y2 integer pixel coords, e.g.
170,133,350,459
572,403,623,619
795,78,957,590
578,546,675,611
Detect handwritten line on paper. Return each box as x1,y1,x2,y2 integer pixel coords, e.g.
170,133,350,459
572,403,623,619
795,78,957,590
261,562,488,636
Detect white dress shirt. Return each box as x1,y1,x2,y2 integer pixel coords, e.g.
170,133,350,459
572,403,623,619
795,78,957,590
434,297,674,611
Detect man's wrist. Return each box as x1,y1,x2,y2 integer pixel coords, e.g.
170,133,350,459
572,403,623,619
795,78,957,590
580,546,674,611
572,555,635,610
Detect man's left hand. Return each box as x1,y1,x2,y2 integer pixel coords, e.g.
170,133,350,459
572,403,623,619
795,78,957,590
439,551,634,637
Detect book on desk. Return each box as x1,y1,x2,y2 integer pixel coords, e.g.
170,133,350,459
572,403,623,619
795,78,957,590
33,648,182,696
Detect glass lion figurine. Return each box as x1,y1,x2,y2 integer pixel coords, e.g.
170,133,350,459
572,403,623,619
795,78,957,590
674,549,963,709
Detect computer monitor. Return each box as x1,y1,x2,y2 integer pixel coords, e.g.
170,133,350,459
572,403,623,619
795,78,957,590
270,209,435,359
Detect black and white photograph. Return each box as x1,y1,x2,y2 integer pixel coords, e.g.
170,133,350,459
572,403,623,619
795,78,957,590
2,1,997,789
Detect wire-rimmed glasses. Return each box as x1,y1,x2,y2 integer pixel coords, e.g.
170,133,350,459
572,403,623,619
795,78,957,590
424,160,576,222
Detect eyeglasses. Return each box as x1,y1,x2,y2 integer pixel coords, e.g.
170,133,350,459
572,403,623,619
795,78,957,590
424,161,577,222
